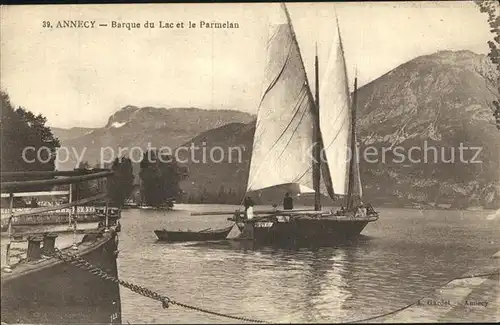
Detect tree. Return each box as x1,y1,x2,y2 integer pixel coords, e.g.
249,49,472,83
107,156,135,207
475,0,500,130
159,152,180,202
217,185,225,203
73,161,99,203
139,150,162,206
1,91,61,191
139,149,181,207
1,91,61,172
200,187,208,203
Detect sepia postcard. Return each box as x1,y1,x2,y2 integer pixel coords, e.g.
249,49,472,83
0,1,499,324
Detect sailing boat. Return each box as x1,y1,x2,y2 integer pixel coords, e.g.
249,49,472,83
230,3,379,246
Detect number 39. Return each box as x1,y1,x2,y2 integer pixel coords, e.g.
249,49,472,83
42,21,51,28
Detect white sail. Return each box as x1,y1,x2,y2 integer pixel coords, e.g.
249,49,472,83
319,20,362,197
246,4,317,193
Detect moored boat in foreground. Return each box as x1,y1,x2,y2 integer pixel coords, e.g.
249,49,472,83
1,169,122,324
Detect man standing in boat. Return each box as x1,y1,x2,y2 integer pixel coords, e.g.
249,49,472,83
283,192,293,210
244,196,255,219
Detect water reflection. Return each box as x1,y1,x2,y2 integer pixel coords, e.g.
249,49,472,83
188,237,376,322
302,248,344,322
118,205,499,324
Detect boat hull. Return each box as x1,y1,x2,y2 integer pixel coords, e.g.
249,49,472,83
139,205,173,211
235,215,377,247
154,225,233,242
1,229,122,324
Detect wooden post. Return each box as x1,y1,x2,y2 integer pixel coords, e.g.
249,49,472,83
8,192,13,238
42,233,58,255
105,198,109,232
71,183,78,250
27,236,43,261
104,173,110,231
68,184,72,227
4,193,14,272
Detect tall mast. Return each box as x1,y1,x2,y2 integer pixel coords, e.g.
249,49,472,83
313,44,321,211
346,77,358,210
281,3,316,106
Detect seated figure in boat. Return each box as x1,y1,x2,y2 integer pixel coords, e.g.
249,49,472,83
244,196,255,220
355,203,367,218
30,197,38,208
365,204,375,214
337,206,346,215
283,192,293,210
231,209,246,232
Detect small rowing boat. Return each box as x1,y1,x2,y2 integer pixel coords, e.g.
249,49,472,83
154,224,234,242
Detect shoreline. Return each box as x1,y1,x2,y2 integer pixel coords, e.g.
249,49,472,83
369,250,500,323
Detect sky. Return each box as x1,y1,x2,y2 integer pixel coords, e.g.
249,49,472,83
0,2,492,128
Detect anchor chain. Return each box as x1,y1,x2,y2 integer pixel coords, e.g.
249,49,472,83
50,248,268,323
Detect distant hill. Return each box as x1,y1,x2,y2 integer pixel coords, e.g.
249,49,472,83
177,122,254,203
357,50,499,209
54,106,255,170
177,50,500,209
52,127,94,142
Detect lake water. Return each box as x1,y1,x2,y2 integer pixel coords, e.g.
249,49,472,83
117,204,499,323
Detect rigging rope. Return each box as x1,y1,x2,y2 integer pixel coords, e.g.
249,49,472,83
49,248,269,324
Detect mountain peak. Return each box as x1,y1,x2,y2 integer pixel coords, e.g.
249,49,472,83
434,49,481,58
106,105,163,127
413,50,489,66
120,105,140,111
410,50,497,83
